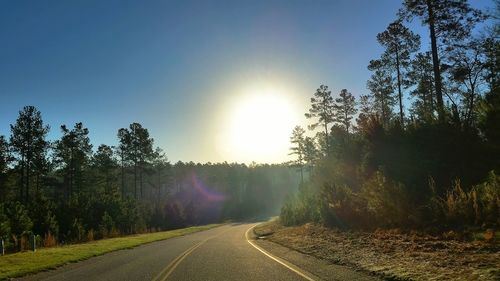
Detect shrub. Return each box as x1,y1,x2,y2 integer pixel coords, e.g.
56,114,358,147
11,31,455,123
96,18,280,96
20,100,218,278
361,171,413,227
441,180,478,226
5,202,32,242
438,171,500,228
474,171,500,227
99,211,115,238
320,183,368,228
0,204,11,240
280,183,320,226
280,194,303,226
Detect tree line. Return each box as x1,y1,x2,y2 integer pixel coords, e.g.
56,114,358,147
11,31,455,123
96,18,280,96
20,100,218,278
0,107,299,252
283,0,499,230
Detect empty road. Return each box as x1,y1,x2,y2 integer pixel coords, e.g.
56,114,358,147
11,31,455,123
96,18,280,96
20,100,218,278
18,223,379,281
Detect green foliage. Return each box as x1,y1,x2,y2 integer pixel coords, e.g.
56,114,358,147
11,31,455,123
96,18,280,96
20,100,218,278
334,89,358,134
0,204,11,239
53,122,93,198
6,202,33,237
29,193,58,237
361,171,412,227
280,183,320,226
366,68,396,127
305,85,335,154
436,172,500,228
117,123,154,199
280,194,302,226
0,105,301,255
319,183,367,228
372,20,420,124
9,106,50,203
99,211,115,237
285,61,498,232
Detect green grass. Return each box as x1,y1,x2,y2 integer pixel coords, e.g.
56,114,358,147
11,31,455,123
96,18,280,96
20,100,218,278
0,224,220,280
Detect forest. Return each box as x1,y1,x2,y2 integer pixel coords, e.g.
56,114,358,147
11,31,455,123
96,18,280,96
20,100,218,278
0,112,299,252
282,0,500,231
0,0,498,256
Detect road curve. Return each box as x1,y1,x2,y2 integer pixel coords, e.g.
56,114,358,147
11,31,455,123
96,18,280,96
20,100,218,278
18,223,314,281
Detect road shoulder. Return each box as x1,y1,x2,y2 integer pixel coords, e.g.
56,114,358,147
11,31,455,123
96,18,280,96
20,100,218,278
251,227,381,281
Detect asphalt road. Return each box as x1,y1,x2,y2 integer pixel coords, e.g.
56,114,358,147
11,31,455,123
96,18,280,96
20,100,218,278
18,223,377,281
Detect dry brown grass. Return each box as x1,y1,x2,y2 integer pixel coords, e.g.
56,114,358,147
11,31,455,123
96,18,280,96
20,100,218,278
256,221,500,281
43,232,57,248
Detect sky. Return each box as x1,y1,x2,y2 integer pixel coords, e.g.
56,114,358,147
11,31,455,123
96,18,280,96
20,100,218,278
0,0,494,164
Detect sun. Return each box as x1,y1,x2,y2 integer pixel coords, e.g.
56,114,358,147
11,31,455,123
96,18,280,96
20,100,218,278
218,87,298,163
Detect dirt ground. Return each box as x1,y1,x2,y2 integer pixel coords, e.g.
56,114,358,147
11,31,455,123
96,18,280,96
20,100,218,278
254,221,500,281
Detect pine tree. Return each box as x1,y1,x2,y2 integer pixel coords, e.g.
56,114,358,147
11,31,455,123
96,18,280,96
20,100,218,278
117,123,154,199
92,144,118,195
356,95,375,133
408,52,435,121
334,89,358,134
448,37,489,127
367,68,396,127
401,0,485,121
373,20,420,125
303,136,318,174
305,85,335,155
53,122,92,198
9,106,50,203
289,126,306,183
0,136,10,202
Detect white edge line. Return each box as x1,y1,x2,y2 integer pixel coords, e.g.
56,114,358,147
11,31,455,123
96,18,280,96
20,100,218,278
245,225,317,281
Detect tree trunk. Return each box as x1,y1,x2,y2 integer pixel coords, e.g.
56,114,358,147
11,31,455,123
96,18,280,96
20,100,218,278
134,162,137,199
426,0,445,121
324,122,329,155
20,152,25,202
139,165,143,199
381,91,387,127
429,75,434,116
467,84,476,127
395,47,404,125
26,151,30,203
121,149,125,198
300,166,304,184
158,167,161,203
344,105,349,134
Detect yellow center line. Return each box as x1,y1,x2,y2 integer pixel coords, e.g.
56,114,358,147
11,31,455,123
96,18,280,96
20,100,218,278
151,227,231,281
245,224,319,281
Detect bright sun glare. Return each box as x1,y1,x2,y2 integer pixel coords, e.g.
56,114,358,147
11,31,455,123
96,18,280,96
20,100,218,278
219,87,298,163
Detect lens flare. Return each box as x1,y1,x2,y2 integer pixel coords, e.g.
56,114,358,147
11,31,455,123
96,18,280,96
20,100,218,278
191,173,226,202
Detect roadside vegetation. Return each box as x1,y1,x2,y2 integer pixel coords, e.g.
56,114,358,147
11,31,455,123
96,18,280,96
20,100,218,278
283,0,499,233
0,108,299,254
255,222,499,281
278,1,499,279
0,224,219,280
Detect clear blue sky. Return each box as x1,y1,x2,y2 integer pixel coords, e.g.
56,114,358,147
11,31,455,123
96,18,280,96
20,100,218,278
0,0,493,163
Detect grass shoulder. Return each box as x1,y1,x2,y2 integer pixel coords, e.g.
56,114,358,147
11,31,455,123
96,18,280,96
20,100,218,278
0,224,220,280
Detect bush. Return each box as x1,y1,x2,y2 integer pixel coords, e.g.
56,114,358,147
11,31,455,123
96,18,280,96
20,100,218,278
280,194,303,226
320,183,368,228
0,204,11,239
474,171,500,227
6,202,32,239
437,171,500,228
99,211,115,238
361,171,413,227
280,183,320,226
